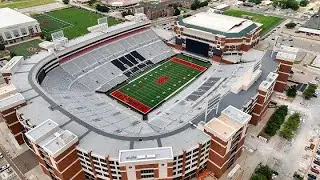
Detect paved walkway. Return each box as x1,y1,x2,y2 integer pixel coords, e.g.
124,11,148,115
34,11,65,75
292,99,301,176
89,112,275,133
18,2,66,13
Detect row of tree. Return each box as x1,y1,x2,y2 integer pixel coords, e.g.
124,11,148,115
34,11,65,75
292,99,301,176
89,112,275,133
303,84,317,99
280,113,300,139
264,105,288,136
96,4,110,12
190,0,209,10
272,0,299,10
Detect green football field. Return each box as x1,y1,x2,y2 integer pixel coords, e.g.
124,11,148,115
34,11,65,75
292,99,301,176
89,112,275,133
0,0,55,9
33,7,122,39
224,9,284,35
111,57,208,113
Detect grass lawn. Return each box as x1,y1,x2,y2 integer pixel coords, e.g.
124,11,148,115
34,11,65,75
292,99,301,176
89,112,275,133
111,56,208,114
0,0,55,9
7,39,43,57
33,7,122,39
224,9,284,35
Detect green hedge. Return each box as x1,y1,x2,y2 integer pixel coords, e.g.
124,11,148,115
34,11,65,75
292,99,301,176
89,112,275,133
280,113,300,139
264,105,288,136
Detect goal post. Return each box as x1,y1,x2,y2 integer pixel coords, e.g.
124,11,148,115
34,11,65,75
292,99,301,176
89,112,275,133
98,17,108,26
51,30,68,50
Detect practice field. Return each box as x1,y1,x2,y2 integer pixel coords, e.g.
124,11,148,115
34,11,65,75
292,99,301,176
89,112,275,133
7,39,43,57
111,57,208,114
33,7,122,39
0,0,55,9
224,9,284,35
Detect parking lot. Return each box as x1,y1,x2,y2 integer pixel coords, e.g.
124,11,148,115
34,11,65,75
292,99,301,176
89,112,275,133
0,153,18,180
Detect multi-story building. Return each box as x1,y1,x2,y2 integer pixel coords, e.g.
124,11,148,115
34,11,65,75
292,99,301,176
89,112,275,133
174,11,262,63
204,105,251,177
0,8,41,44
274,46,297,93
251,72,278,125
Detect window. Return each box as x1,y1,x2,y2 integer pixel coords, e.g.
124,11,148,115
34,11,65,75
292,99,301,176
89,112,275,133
13,29,19,37
141,174,154,178
4,32,11,39
141,169,154,174
100,159,106,163
92,157,99,161
193,149,198,153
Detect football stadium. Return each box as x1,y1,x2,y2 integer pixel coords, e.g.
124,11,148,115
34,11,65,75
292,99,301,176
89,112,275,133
0,11,293,180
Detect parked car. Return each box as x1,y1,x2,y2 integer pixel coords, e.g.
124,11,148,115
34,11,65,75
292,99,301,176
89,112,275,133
0,164,10,173
309,177,316,180
313,166,320,170
6,168,12,173
314,160,320,166
0,153,3,159
308,173,317,179
311,167,320,174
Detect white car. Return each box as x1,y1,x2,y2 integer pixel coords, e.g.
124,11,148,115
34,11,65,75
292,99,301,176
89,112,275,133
0,153,3,159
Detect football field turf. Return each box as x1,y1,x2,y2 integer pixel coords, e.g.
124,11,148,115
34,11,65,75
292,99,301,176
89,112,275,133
224,9,284,35
33,7,121,39
111,57,208,114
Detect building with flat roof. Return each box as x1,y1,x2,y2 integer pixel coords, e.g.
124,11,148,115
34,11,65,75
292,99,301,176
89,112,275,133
298,8,320,36
0,8,41,44
174,10,262,63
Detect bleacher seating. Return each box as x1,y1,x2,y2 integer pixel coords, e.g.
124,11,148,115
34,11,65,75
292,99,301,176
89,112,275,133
60,29,175,92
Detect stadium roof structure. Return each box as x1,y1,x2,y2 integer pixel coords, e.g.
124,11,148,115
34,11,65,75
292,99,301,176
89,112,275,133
7,21,278,159
177,11,261,38
102,0,141,7
0,8,38,29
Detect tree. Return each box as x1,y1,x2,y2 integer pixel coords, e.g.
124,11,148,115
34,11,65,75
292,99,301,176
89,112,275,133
10,51,16,57
285,22,296,29
0,43,5,51
249,0,262,4
96,4,109,12
303,84,317,100
251,174,268,180
191,0,200,10
62,0,69,4
299,0,308,7
288,0,299,10
273,0,299,10
88,0,96,6
173,8,181,16
286,85,297,97
199,1,208,7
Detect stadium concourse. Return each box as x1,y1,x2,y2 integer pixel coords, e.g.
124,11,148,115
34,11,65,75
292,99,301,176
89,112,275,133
0,14,283,180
